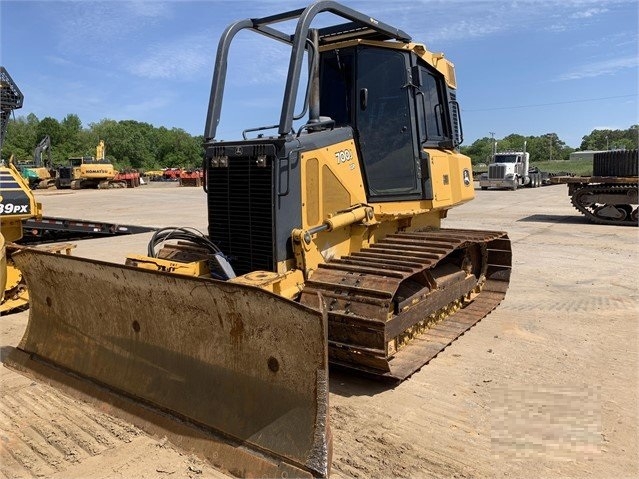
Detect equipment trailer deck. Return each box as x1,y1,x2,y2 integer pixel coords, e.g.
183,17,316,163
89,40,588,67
19,216,155,244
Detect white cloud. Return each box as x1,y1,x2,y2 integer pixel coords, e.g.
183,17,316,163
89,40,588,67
557,56,638,81
571,7,608,18
127,34,211,80
121,95,173,116
54,2,173,61
126,1,172,19
347,0,630,45
46,55,72,66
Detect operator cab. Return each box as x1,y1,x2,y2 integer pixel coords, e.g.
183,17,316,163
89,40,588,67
319,45,458,201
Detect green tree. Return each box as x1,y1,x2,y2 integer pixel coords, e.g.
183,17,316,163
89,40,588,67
36,117,62,145
460,137,494,165
155,127,203,169
462,132,574,164
2,113,39,161
498,133,527,153
46,114,87,164
579,125,638,151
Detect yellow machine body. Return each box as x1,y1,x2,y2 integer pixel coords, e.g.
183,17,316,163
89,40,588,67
80,140,117,179
0,159,42,312
289,137,474,277
74,161,116,180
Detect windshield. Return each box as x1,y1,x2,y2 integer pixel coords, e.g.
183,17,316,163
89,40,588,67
494,154,519,163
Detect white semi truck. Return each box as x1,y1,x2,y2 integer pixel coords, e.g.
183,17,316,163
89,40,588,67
479,143,547,190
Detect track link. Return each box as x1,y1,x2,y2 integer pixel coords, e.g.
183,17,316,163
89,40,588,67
300,228,511,381
571,183,638,226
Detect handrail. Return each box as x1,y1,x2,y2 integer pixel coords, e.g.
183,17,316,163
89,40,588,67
203,1,411,141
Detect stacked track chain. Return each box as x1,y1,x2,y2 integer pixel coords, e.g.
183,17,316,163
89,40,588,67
300,228,511,381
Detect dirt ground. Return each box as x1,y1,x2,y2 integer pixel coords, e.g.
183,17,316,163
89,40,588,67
1,182,637,478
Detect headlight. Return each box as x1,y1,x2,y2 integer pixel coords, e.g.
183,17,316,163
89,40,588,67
505,173,515,179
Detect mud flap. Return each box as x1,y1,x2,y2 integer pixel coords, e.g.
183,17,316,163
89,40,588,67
6,249,331,478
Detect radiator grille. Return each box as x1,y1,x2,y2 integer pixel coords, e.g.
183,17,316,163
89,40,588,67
58,167,72,179
207,154,274,276
449,91,461,146
488,164,506,179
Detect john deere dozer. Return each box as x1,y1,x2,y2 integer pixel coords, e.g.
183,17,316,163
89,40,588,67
7,2,511,477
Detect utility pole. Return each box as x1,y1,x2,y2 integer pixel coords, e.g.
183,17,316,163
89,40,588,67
489,131,496,159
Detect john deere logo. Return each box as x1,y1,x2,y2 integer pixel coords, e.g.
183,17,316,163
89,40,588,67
463,169,471,186
234,147,243,155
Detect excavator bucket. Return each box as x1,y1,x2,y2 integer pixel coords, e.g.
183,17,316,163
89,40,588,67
5,249,331,478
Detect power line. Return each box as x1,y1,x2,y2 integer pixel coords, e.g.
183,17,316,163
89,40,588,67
463,94,637,112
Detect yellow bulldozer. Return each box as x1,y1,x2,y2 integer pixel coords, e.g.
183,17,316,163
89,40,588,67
7,2,511,477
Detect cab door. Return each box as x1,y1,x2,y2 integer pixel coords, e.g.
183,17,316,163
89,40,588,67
355,47,420,201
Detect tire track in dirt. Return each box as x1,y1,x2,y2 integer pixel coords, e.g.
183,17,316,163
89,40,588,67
330,385,488,479
0,384,141,478
498,296,637,312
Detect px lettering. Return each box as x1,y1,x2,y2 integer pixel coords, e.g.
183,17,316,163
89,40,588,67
0,203,29,214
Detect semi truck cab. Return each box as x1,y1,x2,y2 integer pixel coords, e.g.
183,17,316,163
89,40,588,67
479,151,530,190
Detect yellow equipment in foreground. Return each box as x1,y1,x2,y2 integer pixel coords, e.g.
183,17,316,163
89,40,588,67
1,66,39,312
1,67,75,313
8,2,511,477
0,159,42,312
1,159,75,313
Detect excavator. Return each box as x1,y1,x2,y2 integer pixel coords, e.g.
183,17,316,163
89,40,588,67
55,139,123,189
19,135,57,189
55,139,141,188
6,2,512,478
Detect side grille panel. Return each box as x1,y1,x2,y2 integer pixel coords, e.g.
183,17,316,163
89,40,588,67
207,155,274,275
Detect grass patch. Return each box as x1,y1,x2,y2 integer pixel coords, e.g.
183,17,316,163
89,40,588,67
531,159,592,176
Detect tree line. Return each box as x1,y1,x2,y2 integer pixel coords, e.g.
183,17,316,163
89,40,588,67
3,113,637,169
460,125,638,165
3,113,205,171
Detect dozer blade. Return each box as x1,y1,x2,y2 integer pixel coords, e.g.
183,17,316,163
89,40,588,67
6,249,331,478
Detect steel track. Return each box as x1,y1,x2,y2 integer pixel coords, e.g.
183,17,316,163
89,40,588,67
571,184,638,227
300,228,511,381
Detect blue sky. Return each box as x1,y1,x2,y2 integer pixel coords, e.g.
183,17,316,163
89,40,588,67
1,0,637,148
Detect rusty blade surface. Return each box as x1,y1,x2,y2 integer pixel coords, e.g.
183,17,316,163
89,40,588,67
7,249,331,478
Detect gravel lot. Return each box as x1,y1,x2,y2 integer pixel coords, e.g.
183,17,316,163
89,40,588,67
2,181,637,478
